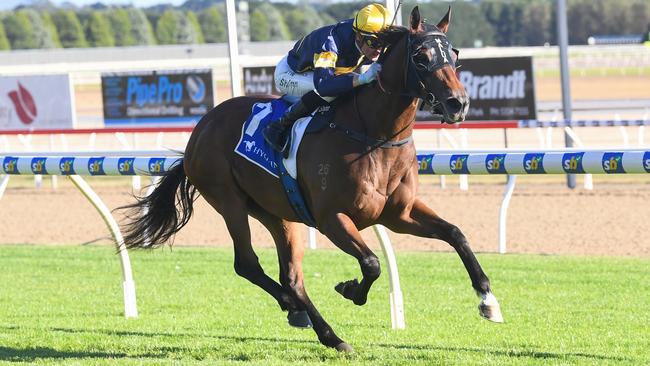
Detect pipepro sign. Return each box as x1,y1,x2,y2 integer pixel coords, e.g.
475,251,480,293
101,69,214,126
0,75,76,131
457,56,537,121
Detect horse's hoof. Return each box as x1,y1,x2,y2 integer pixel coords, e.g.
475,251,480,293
335,342,354,352
287,310,312,328
478,292,504,323
335,279,359,301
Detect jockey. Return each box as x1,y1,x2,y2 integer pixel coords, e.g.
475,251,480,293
263,3,392,157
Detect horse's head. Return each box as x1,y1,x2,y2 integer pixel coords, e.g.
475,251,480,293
378,6,469,124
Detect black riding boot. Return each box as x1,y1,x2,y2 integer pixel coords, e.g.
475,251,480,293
263,99,313,158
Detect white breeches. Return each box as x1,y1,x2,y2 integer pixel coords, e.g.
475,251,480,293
274,56,336,103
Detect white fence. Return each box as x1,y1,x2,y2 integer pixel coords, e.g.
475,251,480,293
1,148,648,329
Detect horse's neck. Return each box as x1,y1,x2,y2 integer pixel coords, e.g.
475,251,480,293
353,85,418,141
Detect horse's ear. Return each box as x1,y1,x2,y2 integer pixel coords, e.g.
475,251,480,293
437,6,452,34
409,6,423,32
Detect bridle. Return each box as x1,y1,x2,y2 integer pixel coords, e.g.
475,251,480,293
376,26,459,115
334,26,460,153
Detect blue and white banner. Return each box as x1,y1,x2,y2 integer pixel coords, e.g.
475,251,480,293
1,156,181,176
2,150,648,176
416,150,650,175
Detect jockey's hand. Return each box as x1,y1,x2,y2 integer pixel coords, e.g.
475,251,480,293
358,63,382,85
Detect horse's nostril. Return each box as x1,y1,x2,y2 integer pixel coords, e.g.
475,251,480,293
446,98,463,114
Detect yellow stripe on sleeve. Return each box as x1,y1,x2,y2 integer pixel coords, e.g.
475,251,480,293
313,51,338,69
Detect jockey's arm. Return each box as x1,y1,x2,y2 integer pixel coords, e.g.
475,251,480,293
312,67,357,97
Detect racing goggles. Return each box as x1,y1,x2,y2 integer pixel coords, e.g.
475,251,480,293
361,35,385,49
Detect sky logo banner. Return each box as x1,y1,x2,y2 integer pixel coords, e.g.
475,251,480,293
88,158,106,175
59,157,75,175
418,155,434,174
450,154,469,174
643,152,650,173
31,157,47,175
524,153,545,174
148,158,166,175
102,69,214,126
118,158,135,175
485,154,507,174
562,152,585,174
3,157,19,174
602,152,624,173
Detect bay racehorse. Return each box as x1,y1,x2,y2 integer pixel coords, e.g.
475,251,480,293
120,6,503,352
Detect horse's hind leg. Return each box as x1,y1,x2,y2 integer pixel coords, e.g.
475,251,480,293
249,206,352,352
382,198,504,323
199,186,299,314
320,213,381,307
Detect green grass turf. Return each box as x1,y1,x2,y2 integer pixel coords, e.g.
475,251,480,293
0,245,648,365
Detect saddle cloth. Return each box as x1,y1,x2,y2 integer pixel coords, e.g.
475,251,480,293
234,99,319,179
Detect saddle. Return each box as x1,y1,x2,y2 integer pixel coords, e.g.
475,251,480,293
235,99,334,228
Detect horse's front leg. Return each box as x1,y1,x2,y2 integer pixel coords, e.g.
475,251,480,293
382,198,504,323
321,213,381,306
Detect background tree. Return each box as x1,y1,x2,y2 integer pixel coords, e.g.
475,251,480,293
155,9,179,44
323,1,371,21
85,11,114,47
285,5,329,40
249,8,269,42
41,12,62,48
155,9,203,45
255,2,290,41
51,9,87,48
108,8,134,46
410,2,495,48
3,11,36,49
521,0,555,46
128,7,156,45
183,11,204,44
21,9,59,49
199,6,226,43
0,21,10,50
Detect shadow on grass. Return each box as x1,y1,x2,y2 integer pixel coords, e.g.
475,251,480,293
47,326,319,345
1,326,633,363
374,342,632,363
0,346,129,362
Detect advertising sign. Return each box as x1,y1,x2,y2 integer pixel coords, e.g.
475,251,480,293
101,69,214,126
243,66,279,96
416,56,536,122
0,74,76,131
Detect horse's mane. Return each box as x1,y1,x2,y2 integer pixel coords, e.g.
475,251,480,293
377,25,409,45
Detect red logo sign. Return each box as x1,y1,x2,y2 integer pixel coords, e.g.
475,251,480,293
8,82,37,124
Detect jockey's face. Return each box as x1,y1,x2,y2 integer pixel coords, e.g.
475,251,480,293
356,34,382,62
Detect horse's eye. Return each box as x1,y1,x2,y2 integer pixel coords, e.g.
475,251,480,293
414,52,429,65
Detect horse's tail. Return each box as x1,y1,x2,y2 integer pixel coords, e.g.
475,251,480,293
119,160,197,249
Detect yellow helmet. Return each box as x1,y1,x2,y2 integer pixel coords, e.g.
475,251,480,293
353,4,392,35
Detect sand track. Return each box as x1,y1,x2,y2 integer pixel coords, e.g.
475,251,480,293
1,180,648,257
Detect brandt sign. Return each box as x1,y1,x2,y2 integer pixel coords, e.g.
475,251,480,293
457,56,536,121
415,56,537,122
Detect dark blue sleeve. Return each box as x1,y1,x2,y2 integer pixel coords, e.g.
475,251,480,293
311,33,355,97
313,69,355,97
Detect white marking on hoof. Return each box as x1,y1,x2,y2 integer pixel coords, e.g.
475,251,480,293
335,342,354,352
478,292,504,323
